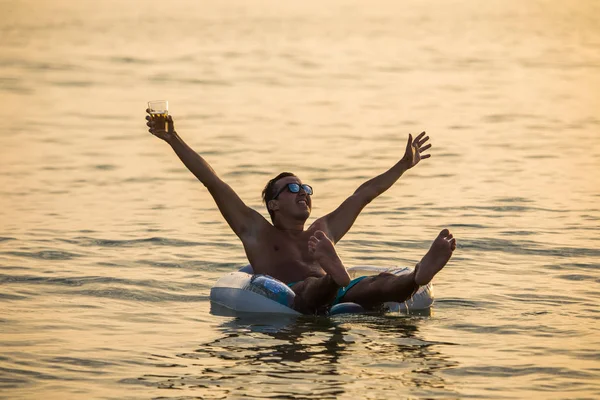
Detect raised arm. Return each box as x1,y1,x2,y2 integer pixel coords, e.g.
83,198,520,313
146,111,266,238
322,132,431,243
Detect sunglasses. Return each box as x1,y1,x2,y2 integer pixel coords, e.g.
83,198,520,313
273,183,313,199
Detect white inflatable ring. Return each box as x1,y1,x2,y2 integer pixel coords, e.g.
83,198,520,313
210,265,434,316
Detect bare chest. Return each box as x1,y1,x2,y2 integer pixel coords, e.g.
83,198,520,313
244,228,324,283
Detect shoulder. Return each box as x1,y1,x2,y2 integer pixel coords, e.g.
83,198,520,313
306,218,335,241
237,210,274,242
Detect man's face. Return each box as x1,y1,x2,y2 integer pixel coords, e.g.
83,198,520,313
271,176,312,221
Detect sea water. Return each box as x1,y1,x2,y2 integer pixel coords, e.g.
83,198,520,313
0,0,599,398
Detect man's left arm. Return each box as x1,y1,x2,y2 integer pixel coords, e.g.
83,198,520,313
321,132,431,243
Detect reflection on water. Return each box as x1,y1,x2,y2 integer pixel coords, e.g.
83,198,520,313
134,314,457,398
0,0,599,398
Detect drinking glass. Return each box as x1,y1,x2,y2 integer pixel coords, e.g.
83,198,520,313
148,100,168,131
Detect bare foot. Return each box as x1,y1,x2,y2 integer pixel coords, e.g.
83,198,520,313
308,231,351,287
414,229,456,286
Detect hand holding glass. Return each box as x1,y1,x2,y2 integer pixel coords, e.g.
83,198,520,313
148,100,168,131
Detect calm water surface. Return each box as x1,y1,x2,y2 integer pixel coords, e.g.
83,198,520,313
1,0,599,398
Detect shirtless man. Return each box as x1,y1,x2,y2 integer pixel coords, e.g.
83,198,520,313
146,111,456,314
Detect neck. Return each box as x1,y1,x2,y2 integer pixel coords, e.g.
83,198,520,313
273,217,305,234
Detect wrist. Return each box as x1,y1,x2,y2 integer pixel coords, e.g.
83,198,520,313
166,131,180,146
398,158,411,170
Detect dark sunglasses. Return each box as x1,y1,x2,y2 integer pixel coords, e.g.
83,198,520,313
273,183,313,199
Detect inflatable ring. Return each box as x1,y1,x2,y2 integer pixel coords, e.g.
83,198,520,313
210,265,434,316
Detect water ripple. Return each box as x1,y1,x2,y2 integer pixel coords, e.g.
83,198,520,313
462,238,600,258
1,250,81,260
62,236,210,248
63,289,207,302
445,365,595,379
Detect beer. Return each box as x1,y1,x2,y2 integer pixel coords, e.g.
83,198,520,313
150,111,168,131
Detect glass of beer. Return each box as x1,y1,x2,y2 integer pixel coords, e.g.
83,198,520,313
148,100,168,131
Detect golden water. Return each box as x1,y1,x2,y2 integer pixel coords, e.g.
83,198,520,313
0,0,599,398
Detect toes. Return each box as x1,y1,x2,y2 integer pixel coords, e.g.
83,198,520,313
439,228,450,237
449,238,456,250
315,230,327,240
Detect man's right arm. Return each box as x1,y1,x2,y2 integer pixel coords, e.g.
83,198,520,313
147,113,266,238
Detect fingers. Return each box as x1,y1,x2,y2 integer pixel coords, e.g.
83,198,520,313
409,132,430,155
146,118,161,137
413,132,429,148
146,111,153,133
414,131,426,143
414,132,431,158
167,115,175,133
405,134,413,154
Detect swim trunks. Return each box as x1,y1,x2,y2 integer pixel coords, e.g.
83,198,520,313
287,276,368,306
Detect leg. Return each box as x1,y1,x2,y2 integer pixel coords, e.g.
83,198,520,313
308,231,351,287
414,228,456,285
291,230,350,314
343,229,456,309
290,275,339,314
341,272,418,309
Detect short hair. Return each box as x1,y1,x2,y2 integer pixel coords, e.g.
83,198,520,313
262,172,296,223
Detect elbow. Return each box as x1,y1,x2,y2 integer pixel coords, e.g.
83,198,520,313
352,189,377,206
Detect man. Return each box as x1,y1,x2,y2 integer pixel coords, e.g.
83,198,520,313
146,111,456,314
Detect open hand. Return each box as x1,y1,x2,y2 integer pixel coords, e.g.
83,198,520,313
146,108,176,142
401,131,431,169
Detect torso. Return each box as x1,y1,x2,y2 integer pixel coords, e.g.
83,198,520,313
242,218,330,284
